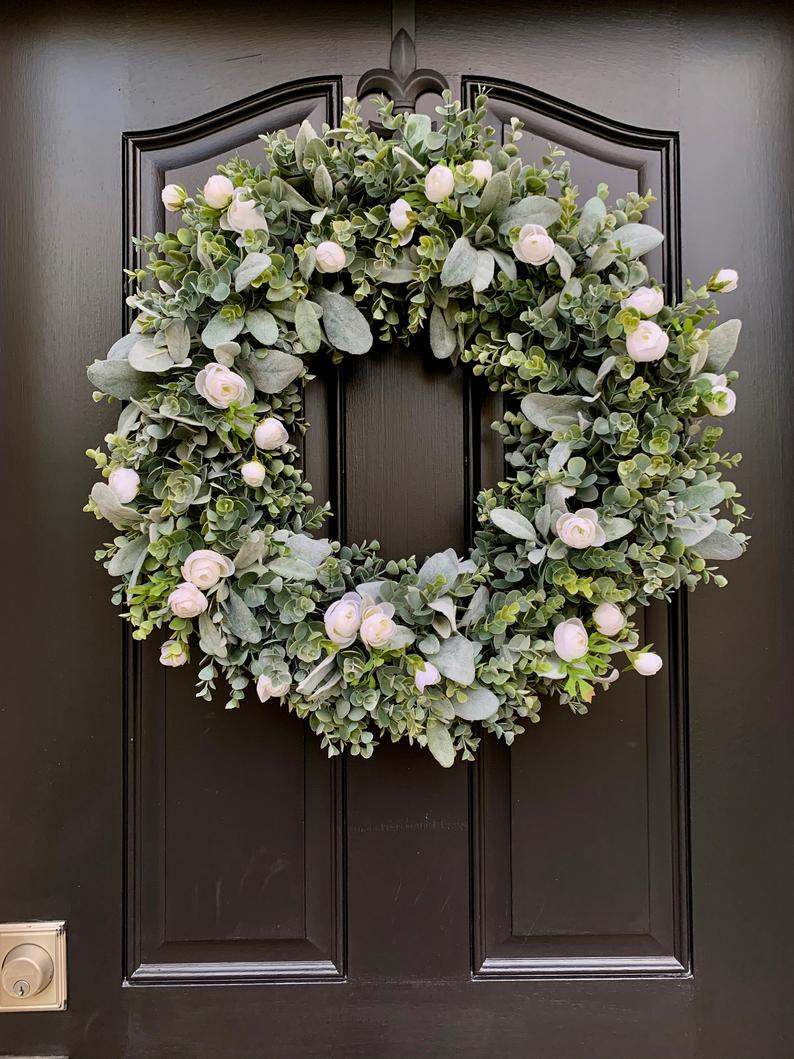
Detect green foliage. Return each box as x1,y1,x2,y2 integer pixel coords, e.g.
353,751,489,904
86,92,748,765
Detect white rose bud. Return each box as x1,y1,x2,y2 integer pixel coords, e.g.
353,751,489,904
512,222,555,266
389,197,412,232
161,184,186,212
108,467,140,504
556,509,606,549
225,189,268,233
360,604,397,649
553,618,590,662
324,592,362,647
256,674,291,702
593,602,625,637
470,159,493,184
633,651,663,676
159,639,188,667
701,372,737,416
203,174,234,209
712,268,738,293
621,286,664,317
414,660,441,692
181,549,235,590
626,320,669,362
167,582,209,618
241,460,266,487
314,240,346,273
424,164,455,203
254,417,289,450
195,363,250,409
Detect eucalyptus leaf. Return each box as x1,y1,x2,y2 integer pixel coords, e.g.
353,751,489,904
431,634,476,685
453,686,499,721
244,308,279,346
489,508,536,541
477,171,512,218
611,223,664,258
429,303,457,359
225,590,262,644
695,529,744,560
704,319,742,372
672,514,718,546
87,359,155,400
90,482,143,527
418,549,459,588
521,393,587,431
426,720,455,768
578,196,607,246
242,349,303,394
201,312,245,349
128,336,175,373
233,252,272,293
314,289,372,355
680,482,726,510
294,298,322,353
441,237,478,287
499,195,562,234
106,332,139,361
107,534,149,577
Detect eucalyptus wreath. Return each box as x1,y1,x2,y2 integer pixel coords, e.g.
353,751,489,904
85,93,748,766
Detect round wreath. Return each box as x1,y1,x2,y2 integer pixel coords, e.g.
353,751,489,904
86,93,748,766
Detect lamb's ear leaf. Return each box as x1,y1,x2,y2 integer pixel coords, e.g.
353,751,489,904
441,237,479,287
314,289,372,355
429,303,457,359
452,686,499,721
107,534,149,577
499,195,562,234
426,719,456,768
128,336,175,373
704,319,742,372
611,222,664,258
225,590,262,644
90,482,143,528
577,196,607,246
294,298,322,353
477,171,512,219
241,349,304,394
87,359,155,400
244,308,279,346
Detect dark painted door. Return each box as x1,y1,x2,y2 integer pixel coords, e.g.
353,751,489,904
1,3,793,1057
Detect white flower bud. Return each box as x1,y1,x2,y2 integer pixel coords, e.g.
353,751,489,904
593,602,625,637
254,418,289,450
241,460,266,487
621,286,664,317
360,604,397,649
225,189,268,233
160,640,188,667
512,223,555,265
324,592,362,646
167,582,209,618
700,373,736,416
314,241,346,273
470,159,493,184
553,618,590,662
203,174,234,209
712,268,738,293
414,661,441,692
424,164,455,203
389,197,412,232
195,363,250,409
181,549,235,590
161,184,186,212
556,509,606,549
108,467,140,504
256,674,291,702
626,320,669,362
633,651,663,676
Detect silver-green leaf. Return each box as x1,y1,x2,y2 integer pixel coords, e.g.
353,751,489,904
242,349,303,394
611,223,664,258
499,195,562,234
453,686,499,721
441,237,478,287
521,393,587,431
704,319,742,372
426,719,456,768
225,590,262,644
314,289,373,355
489,508,536,540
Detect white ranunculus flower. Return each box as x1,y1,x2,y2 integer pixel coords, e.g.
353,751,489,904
225,189,268,234
633,651,663,676
626,320,669,362
256,673,291,702
700,373,737,416
593,602,625,637
159,640,188,667
203,174,234,209
315,240,346,273
414,660,441,692
424,163,455,203
621,286,664,317
389,197,412,232
241,460,266,487
161,184,186,212
512,223,555,266
108,467,140,504
556,509,606,549
168,582,209,618
324,592,362,647
181,549,235,590
713,268,738,293
195,363,250,409
360,603,397,649
470,159,493,184
254,417,289,450
553,618,590,662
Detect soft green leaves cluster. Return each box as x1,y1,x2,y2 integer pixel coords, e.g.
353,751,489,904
85,93,748,767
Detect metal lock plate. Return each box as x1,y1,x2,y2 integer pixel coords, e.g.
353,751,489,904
0,922,67,1012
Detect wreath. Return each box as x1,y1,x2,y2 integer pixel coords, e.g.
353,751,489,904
86,93,748,766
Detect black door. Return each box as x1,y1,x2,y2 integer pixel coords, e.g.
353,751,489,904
1,3,793,1057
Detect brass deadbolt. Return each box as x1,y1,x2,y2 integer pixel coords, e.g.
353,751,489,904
1,943,54,1000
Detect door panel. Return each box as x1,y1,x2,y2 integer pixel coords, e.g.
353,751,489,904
1,3,792,1058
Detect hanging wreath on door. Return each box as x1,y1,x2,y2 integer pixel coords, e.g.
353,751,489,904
85,93,747,766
